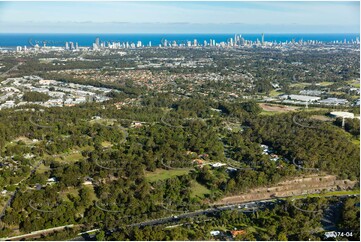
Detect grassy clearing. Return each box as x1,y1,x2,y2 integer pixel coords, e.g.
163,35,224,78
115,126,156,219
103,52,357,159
346,80,360,88
78,145,94,152
317,81,334,86
286,189,359,200
330,91,344,95
13,136,37,145
260,111,280,116
3,137,37,152
190,181,211,198
87,185,98,201
54,152,84,163
101,141,113,148
269,90,283,97
144,168,191,182
60,187,79,202
289,82,312,88
36,163,51,174
89,118,117,126
300,107,329,112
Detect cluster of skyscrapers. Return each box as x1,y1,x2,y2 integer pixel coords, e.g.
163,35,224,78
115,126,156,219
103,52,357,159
13,34,360,52
65,41,79,50
89,34,360,50
92,37,147,50
91,34,261,50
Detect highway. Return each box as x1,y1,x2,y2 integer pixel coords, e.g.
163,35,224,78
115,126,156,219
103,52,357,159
70,193,358,241
1,193,356,241
69,199,272,241
127,202,259,228
0,224,75,241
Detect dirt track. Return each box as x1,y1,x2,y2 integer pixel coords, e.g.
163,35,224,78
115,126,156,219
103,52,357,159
214,175,357,205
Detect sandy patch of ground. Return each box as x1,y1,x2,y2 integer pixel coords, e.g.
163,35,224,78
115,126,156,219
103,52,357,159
260,103,299,112
214,174,356,205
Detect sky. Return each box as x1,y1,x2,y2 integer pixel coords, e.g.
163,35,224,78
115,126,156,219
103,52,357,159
0,1,359,33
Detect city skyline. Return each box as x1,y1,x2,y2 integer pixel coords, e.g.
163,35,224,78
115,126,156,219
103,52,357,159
0,1,359,33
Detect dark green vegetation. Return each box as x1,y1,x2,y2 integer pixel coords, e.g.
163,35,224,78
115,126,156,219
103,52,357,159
22,92,51,102
334,117,360,138
0,46,359,240
0,96,359,239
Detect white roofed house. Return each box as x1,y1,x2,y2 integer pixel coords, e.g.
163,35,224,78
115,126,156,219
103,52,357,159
210,231,220,236
211,162,226,168
46,177,58,185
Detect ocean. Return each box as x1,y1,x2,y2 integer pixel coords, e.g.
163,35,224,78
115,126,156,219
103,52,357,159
0,33,359,47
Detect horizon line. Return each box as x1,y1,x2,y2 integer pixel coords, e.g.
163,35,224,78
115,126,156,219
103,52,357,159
0,32,360,35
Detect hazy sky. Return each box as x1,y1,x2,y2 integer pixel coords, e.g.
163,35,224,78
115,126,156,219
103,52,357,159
0,1,359,33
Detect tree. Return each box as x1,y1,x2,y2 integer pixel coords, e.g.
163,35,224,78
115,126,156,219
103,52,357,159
95,230,105,241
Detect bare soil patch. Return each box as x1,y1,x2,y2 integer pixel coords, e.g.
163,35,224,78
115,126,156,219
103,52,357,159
260,103,299,112
214,175,356,205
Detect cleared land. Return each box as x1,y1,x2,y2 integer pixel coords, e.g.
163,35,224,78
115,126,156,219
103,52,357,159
144,168,192,182
214,175,357,205
269,90,283,97
317,81,334,86
190,181,211,199
53,152,84,163
260,103,299,113
35,163,51,174
346,79,360,88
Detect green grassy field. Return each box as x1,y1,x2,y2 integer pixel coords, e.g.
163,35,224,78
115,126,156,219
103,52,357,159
54,152,84,163
259,111,280,116
60,187,79,202
289,82,312,88
289,81,334,89
269,90,283,97
144,168,191,182
286,189,360,200
317,81,334,86
36,163,51,174
190,180,211,198
101,141,113,148
346,79,360,88
89,118,117,126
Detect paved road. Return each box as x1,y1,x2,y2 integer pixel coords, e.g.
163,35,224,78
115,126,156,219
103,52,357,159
1,224,75,241
2,193,356,241
69,193,359,241
69,200,268,241
126,203,258,228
